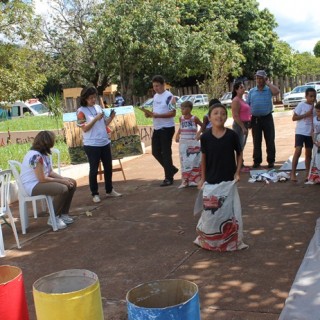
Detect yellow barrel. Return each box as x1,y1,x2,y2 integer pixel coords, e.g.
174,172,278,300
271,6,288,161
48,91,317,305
33,269,104,320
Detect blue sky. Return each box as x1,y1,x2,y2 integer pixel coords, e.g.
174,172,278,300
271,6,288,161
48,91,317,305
34,0,319,54
258,0,319,53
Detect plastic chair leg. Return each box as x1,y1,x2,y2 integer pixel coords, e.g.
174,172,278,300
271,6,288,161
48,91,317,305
0,226,5,257
46,197,57,231
19,200,28,235
7,206,21,249
32,199,38,219
41,199,47,213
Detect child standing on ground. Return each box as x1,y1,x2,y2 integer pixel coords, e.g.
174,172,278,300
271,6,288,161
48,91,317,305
290,88,316,182
175,101,203,188
308,102,320,183
194,104,248,251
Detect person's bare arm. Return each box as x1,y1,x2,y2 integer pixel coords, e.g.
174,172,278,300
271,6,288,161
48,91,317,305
266,78,280,96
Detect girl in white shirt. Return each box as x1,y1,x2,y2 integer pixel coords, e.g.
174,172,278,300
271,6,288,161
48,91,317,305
77,87,122,202
20,131,76,229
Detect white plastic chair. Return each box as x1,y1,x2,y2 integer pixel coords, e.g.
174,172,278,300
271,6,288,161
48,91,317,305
0,169,21,257
50,148,61,175
8,160,58,234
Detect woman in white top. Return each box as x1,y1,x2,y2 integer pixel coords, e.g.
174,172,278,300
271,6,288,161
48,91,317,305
77,87,122,202
20,131,76,229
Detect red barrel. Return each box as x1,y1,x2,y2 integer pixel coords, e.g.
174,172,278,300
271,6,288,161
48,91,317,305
0,265,29,320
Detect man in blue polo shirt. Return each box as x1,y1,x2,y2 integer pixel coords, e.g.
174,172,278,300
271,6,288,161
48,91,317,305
247,70,280,168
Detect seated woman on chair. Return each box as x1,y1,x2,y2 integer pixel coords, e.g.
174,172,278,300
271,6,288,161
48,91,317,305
20,131,77,230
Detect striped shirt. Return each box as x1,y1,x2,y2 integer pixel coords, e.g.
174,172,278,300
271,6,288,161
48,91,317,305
179,115,198,140
247,86,273,116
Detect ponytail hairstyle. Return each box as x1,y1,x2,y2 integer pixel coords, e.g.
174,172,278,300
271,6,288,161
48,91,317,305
232,82,244,100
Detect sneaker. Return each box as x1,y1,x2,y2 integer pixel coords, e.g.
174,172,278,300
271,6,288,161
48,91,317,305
160,179,173,187
188,182,198,187
238,242,249,250
60,214,74,225
178,182,188,189
106,189,122,197
47,216,67,230
93,195,101,203
252,163,261,169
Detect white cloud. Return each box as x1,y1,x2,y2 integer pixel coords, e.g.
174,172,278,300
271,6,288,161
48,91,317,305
258,0,320,53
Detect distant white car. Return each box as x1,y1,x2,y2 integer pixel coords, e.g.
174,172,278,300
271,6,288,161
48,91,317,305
220,92,232,107
305,81,320,85
11,99,50,117
177,94,209,108
282,84,320,108
141,96,180,108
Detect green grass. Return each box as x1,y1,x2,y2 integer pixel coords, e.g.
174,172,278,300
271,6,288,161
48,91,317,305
0,106,232,170
0,107,232,131
0,116,63,132
0,138,70,170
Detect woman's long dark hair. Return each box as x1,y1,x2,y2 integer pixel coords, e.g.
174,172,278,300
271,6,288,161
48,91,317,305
80,87,98,106
31,131,55,155
232,82,243,100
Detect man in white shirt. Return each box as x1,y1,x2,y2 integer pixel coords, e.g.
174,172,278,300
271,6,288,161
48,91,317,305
144,75,178,186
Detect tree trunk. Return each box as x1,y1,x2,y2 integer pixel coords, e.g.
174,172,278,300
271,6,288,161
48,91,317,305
120,71,134,105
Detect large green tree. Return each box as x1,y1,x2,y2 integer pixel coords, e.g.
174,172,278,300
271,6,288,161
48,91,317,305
0,1,46,101
97,0,184,103
293,52,320,76
314,40,320,58
0,44,47,101
0,0,41,42
270,40,296,76
41,0,115,92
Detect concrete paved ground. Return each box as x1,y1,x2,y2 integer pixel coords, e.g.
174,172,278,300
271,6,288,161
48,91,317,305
2,110,320,319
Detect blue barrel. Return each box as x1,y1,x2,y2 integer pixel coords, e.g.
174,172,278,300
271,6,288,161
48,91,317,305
126,279,200,319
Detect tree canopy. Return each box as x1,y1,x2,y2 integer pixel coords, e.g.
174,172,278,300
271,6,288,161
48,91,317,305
0,1,45,101
1,0,316,102
314,40,320,58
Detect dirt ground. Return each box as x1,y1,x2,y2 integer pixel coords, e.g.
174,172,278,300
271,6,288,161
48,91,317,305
2,110,319,320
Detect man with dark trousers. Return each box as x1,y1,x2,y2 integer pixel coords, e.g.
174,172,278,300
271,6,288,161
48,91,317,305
144,75,178,186
247,70,280,168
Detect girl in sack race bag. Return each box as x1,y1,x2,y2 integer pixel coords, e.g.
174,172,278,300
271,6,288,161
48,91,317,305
194,103,248,251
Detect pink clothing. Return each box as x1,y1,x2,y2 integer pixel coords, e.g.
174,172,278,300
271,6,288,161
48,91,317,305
234,97,251,122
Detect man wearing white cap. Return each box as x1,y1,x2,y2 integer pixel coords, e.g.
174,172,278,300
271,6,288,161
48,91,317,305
247,70,280,168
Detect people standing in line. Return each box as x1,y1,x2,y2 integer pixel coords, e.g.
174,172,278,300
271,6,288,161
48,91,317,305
231,82,252,171
194,104,248,251
20,131,77,229
308,101,320,183
114,92,125,107
200,98,221,133
175,100,203,188
77,86,122,203
247,70,280,168
290,87,316,182
144,75,178,186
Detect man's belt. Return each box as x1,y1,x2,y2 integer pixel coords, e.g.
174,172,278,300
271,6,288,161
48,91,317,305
252,113,272,118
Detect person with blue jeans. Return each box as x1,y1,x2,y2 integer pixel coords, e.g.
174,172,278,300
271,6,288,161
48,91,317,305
144,75,178,186
247,70,280,168
77,86,122,202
